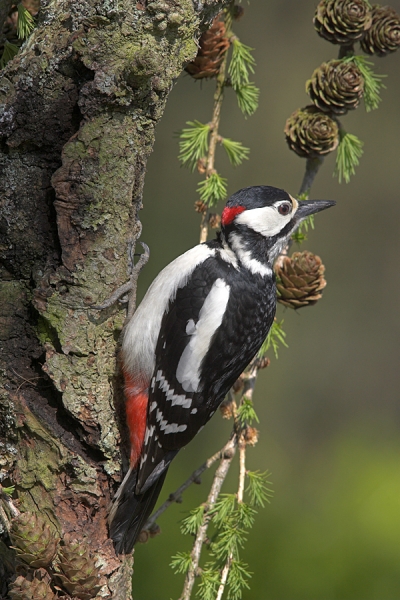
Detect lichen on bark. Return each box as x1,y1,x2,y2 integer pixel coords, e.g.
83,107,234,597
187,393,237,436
0,0,230,597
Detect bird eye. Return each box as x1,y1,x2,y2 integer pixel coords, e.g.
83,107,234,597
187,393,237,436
278,202,291,216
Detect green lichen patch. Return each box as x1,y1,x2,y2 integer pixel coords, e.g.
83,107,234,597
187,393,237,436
36,315,61,348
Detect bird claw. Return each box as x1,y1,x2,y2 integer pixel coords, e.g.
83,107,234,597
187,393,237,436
92,242,150,314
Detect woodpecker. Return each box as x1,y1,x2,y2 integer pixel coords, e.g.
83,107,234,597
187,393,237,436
109,185,335,553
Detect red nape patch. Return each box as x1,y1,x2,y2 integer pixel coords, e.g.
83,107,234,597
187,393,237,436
123,371,149,468
221,205,246,226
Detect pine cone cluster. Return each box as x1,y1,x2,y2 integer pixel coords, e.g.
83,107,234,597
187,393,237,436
8,574,55,600
361,4,400,55
306,59,364,114
284,106,339,158
185,16,230,79
10,512,59,569
54,534,101,600
275,251,327,309
314,0,372,44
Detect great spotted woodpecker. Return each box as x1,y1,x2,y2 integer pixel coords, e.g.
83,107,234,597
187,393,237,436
109,185,335,553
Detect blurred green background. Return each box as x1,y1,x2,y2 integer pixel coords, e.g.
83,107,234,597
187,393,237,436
132,2,400,598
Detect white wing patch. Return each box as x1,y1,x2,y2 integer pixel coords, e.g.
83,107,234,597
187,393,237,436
229,233,272,277
122,244,216,383
176,278,230,393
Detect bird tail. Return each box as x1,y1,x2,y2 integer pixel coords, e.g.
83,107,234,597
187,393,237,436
109,466,168,554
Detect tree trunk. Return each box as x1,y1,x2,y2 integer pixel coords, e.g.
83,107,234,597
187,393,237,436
0,1,228,597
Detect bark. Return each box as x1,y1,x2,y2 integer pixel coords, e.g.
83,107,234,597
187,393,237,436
0,0,229,597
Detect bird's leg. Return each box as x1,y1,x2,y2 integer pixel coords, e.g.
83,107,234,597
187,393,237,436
125,242,150,323
92,241,150,327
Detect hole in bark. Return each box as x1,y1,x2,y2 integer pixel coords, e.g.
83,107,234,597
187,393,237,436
0,138,9,154
113,327,122,343
71,56,95,84
71,100,83,133
57,56,95,88
61,16,73,31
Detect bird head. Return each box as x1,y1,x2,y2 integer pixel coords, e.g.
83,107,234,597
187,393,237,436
221,186,335,264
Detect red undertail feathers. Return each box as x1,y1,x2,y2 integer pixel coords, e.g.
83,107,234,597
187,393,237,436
123,370,148,468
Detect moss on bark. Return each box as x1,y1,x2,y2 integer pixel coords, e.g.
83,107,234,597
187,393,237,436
0,0,229,596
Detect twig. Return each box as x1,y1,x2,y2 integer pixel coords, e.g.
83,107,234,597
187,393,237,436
199,25,230,243
237,440,246,504
215,423,247,600
338,42,355,59
199,209,209,244
177,359,259,600
298,156,324,198
206,67,226,178
242,359,258,401
216,552,231,600
179,435,238,600
144,436,237,531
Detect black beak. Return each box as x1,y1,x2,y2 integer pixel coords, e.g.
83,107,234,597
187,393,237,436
295,199,336,220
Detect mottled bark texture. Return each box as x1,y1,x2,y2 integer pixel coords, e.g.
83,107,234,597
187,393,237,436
0,0,229,597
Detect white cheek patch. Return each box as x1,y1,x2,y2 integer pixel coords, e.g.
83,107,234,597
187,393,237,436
235,203,296,237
